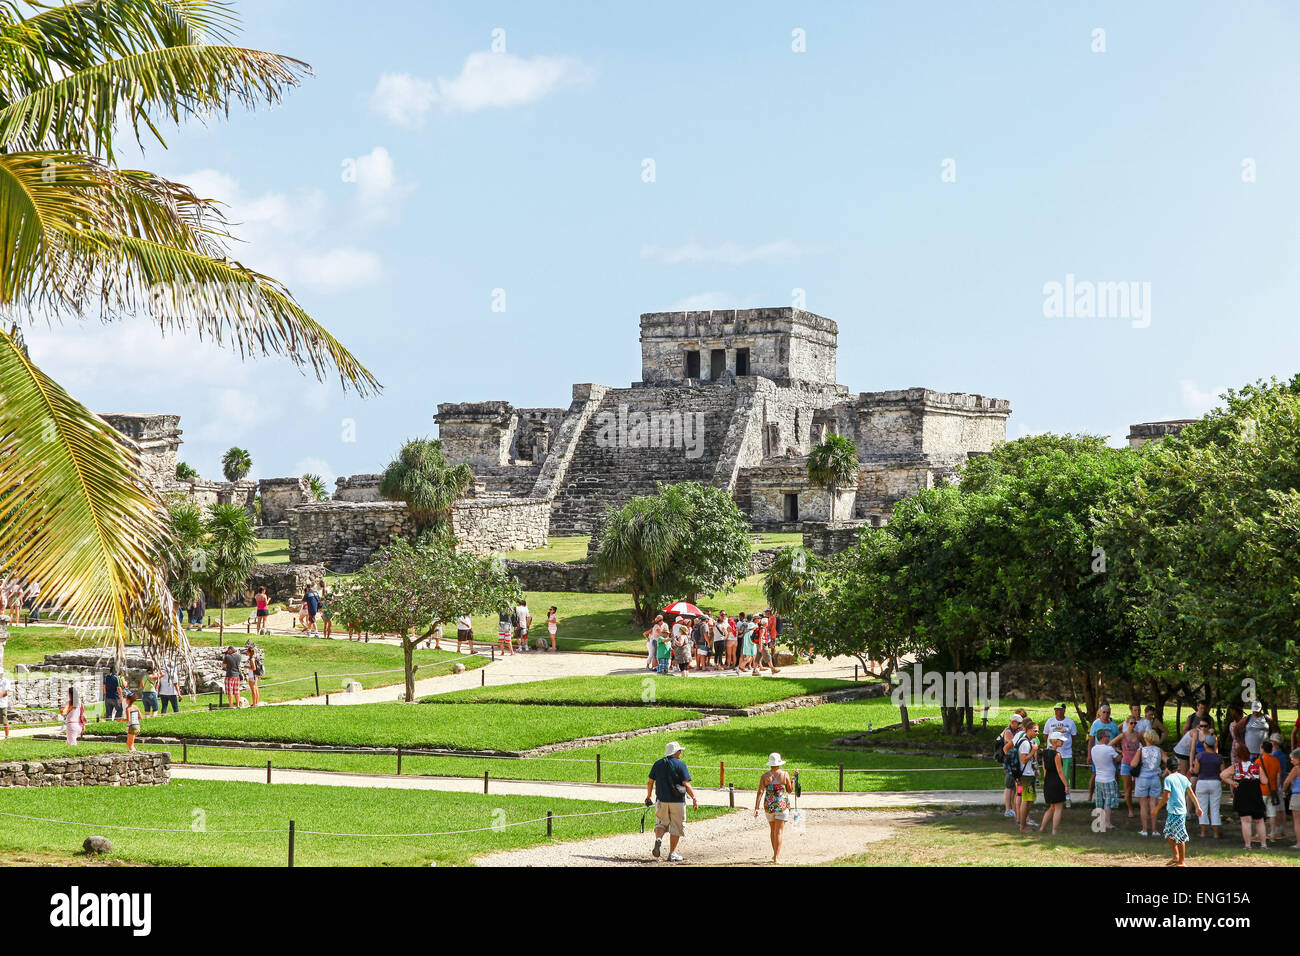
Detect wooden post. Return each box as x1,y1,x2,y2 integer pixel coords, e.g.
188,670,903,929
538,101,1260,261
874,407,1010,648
546,811,553,837
596,753,601,783
183,742,188,764
288,820,295,868
839,764,844,792
325,694,329,705
481,669,485,687
719,761,725,789
266,760,271,784
483,771,489,794
396,745,402,775
728,784,734,808
855,665,858,682
314,672,320,696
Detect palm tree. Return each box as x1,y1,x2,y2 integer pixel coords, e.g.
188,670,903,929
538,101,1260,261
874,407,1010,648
221,447,252,482
807,433,860,521
303,473,329,502
378,439,473,539
200,502,256,638
594,486,692,625
0,2,377,657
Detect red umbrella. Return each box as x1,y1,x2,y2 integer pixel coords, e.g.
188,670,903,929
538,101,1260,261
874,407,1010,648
662,601,705,617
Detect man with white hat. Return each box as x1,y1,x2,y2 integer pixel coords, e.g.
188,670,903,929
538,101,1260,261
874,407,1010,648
645,741,698,862
1244,701,1270,759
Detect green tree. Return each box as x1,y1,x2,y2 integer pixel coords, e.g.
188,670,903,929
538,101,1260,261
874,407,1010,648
303,473,329,502
0,2,377,657
221,447,252,482
163,500,206,613
807,433,859,521
594,481,751,625
175,461,198,481
329,537,521,701
199,503,257,638
378,438,473,540
762,545,819,642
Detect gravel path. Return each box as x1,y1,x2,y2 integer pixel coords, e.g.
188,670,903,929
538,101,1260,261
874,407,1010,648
474,808,925,866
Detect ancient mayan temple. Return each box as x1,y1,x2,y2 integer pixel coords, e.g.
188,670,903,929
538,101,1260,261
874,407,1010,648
436,308,1014,536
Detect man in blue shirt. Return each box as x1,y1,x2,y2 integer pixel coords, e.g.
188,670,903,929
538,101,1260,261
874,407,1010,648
645,741,698,862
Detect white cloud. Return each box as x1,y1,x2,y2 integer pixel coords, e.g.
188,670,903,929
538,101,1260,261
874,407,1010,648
178,168,381,293
641,239,820,266
293,248,383,292
370,52,591,125
343,146,414,220
197,388,262,443
667,292,761,311
1178,379,1227,416
370,73,437,127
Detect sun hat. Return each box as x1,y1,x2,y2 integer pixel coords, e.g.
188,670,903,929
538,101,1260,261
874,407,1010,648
1048,732,1065,743
1008,713,1023,724
1251,700,1264,713
1269,732,1283,744
664,741,684,758
767,752,785,767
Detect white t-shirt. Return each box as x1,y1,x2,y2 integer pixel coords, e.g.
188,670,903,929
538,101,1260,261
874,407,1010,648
1018,737,1038,776
457,614,472,630
514,606,529,631
1135,717,1152,735
157,662,179,697
1043,716,1077,758
1173,730,1196,757
0,676,11,708
1092,744,1120,782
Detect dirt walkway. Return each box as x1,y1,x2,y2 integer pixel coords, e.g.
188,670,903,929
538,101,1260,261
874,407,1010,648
474,808,924,866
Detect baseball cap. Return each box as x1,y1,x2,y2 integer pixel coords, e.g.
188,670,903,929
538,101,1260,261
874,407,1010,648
1053,702,1066,710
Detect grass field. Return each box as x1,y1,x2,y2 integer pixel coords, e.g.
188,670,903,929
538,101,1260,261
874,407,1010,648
830,807,1300,867
0,628,486,705
427,674,855,708
81,701,704,751
0,779,727,867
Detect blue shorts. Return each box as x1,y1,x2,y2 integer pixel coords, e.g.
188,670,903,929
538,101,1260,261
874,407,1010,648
1120,762,1132,777
1135,773,1163,799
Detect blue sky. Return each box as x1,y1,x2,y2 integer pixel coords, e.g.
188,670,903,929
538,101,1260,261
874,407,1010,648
31,0,1300,485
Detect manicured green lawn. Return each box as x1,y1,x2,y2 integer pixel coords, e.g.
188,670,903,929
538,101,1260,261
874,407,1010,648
427,674,856,708
255,538,289,564
0,779,728,866
0,628,486,705
81,701,704,751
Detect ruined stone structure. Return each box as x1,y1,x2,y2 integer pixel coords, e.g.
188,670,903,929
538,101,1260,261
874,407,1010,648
258,476,311,524
333,474,382,501
434,309,1012,537
0,752,170,788
1127,419,1195,448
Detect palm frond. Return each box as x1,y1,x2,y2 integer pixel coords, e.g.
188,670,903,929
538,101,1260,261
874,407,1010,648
0,42,309,157
0,324,186,655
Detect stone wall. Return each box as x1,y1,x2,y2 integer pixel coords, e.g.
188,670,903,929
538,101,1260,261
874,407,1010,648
218,479,257,513
850,388,1010,458
12,672,103,709
258,477,311,524
1127,420,1195,448
435,401,517,467
0,752,170,788
802,520,868,559
638,308,839,387
334,474,382,502
451,499,551,556
287,501,416,571
102,413,181,490
31,645,263,697
244,563,328,604
738,459,857,526
504,559,623,593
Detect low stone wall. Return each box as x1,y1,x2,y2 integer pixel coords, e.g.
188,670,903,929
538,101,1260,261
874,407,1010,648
802,521,867,559
32,645,263,697
12,672,103,709
287,501,417,571
244,563,327,604
451,498,550,556
334,474,382,502
0,752,170,788
504,559,624,594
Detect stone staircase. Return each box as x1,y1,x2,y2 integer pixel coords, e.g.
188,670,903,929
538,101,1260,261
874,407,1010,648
547,384,746,535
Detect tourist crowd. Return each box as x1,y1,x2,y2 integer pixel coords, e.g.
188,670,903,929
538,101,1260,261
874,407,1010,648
641,610,784,675
999,699,1300,865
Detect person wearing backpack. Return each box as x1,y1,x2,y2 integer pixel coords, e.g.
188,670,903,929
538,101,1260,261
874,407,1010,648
1016,718,1042,833
999,712,1026,819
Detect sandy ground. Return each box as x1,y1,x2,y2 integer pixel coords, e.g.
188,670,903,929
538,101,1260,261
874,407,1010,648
474,808,923,866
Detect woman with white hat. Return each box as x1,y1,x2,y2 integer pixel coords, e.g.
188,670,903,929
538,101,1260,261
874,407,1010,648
754,752,797,863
